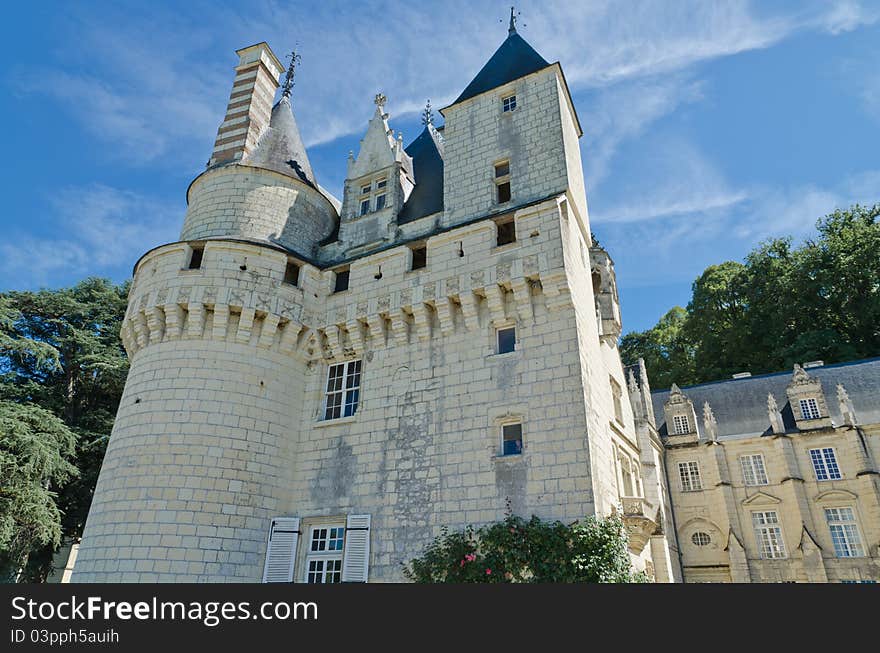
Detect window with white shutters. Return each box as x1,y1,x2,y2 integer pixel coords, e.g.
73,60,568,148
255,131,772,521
262,517,300,583
341,514,371,582
305,525,345,583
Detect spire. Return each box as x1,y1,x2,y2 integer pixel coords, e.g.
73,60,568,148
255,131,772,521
421,99,434,126
508,6,518,34
244,94,316,187
768,393,784,434
280,49,301,99
703,401,718,442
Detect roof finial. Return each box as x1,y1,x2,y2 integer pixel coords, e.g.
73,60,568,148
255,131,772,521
509,6,518,34
421,99,434,126
374,92,387,109
281,48,301,99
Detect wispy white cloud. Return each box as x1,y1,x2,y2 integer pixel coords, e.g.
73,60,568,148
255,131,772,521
9,0,877,166
0,185,181,289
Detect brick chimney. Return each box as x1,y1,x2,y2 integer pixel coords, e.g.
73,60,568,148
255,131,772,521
209,42,284,167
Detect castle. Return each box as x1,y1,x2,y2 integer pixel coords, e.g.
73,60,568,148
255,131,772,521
72,19,879,583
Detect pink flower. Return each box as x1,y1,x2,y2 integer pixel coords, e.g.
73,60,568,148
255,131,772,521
465,553,476,562
485,568,492,575
460,560,465,567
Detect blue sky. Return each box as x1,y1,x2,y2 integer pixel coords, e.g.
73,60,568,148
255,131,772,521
1,1,878,333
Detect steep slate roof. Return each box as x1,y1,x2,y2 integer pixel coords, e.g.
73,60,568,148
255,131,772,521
651,358,880,439
245,96,317,187
451,31,551,105
398,125,444,224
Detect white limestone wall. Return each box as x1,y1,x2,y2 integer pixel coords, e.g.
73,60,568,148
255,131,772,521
441,67,569,227
181,166,337,256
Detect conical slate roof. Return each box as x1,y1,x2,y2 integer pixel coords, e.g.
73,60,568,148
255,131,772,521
245,96,316,187
452,31,551,105
399,125,444,224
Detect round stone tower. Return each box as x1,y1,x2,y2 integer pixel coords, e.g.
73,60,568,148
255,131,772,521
73,43,337,582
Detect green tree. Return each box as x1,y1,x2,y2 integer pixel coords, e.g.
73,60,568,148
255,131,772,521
404,513,646,583
621,203,879,388
620,307,696,389
0,278,129,581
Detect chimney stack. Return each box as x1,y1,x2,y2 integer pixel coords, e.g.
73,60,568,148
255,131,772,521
209,43,284,167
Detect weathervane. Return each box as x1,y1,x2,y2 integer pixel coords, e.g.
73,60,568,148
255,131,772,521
281,48,301,98
421,99,434,126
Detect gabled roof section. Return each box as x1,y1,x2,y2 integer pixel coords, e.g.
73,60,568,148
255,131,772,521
245,96,317,187
451,31,551,106
398,125,444,224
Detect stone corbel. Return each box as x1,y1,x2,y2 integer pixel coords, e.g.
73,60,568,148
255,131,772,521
278,321,302,354
164,303,184,340
345,319,366,355
510,277,533,321
411,303,432,341
390,308,410,346
323,325,343,360
367,314,387,348
186,303,205,339
131,311,149,348
145,306,165,343
258,313,280,349
433,297,456,337
458,291,481,331
236,307,256,344
483,284,507,325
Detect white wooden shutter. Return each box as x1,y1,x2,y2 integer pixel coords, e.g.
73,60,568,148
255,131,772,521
262,517,300,583
341,514,371,582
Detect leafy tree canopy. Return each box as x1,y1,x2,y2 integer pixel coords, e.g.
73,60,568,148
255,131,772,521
621,203,880,388
0,277,128,581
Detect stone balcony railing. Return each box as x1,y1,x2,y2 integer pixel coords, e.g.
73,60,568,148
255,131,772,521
619,496,659,555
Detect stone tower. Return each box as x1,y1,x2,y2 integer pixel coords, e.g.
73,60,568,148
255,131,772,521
74,26,679,582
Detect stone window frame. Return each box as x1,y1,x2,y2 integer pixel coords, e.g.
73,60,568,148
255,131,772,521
672,414,691,435
799,397,821,420
333,267,350,294
494,159,512,206
322,359,362,421
751,510,787,559
740,453,769,486
615,445,642,498
610,376,624,425
495,324,516,355
809,447,842,481
500,420,523,457
283,259,301,287
691,532,711,547
303,522,346,583
502,93,517,113
408,243,427,272
490,408,528,459
182,243,205,271
824,507,865,558
678,460,702,492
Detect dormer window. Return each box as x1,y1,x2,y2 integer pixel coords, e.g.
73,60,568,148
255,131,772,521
502,94,517,112
673,414,690,435
799,398,820,420
356,177,389,216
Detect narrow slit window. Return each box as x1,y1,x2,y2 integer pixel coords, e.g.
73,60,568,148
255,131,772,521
187,245,204,270
497,326,516,354
502,422,523,456
494,161,511,205
410,245,427,271
334,269,350,293
283,260,300,286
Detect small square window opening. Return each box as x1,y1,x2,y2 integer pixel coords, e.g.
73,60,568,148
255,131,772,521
496,218,516,246
187,245,204,270
502,95,517,112
410,246,427,271
283,261,300,286
334,269,350,293
502,423,523,456
497,326,516,354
